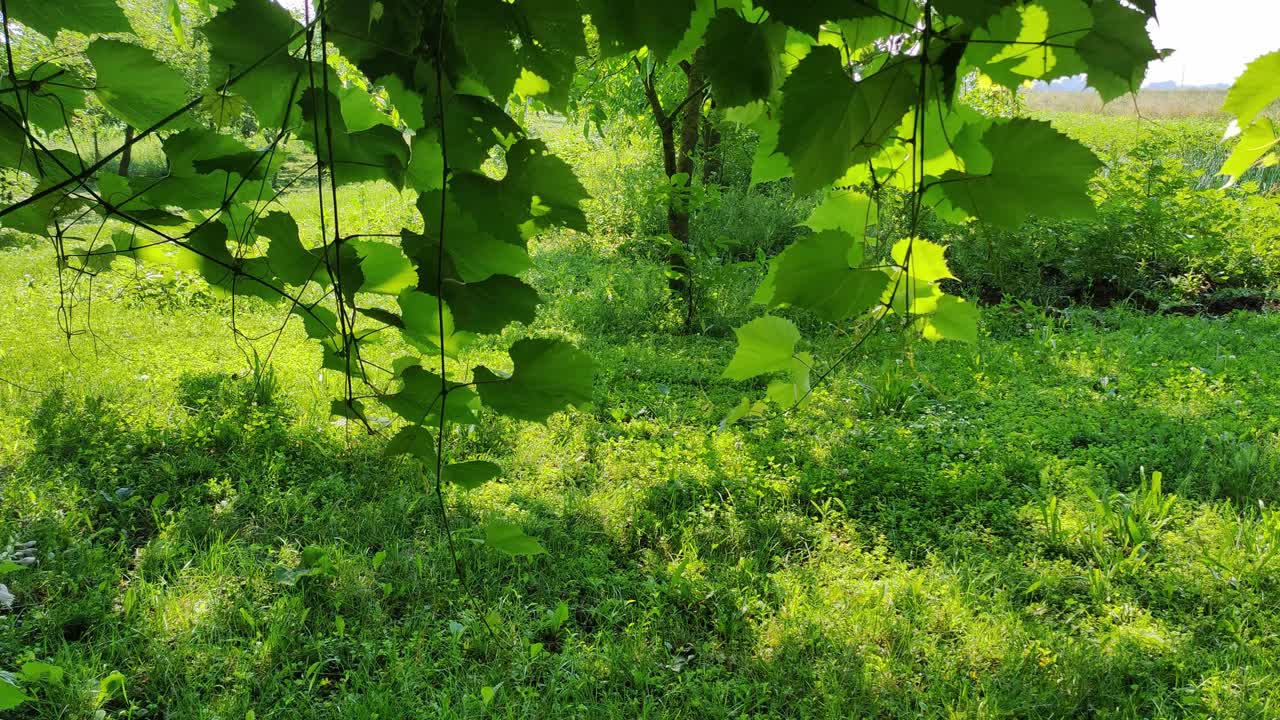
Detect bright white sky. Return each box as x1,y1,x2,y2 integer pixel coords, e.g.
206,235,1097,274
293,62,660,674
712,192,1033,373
273,0,1278,87
1145,0,1280,86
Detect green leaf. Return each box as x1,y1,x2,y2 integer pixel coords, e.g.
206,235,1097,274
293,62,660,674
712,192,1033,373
485,520,546,556
442,275,541,335
1223,51,1280,127
274,546,332,586
892,238,956,283
768,231,889,322
504,140,590,233
778,46,916,194
166,0,186,45
202,0,308,129
416,193,532,282
456,0,521,102
380,366,480,427
350,241,418,295
756,0,888,37
932,118,1101,228
397,290,469,356
0,63,87,132
1221,118,1279,184
299,89,408,188
20,662,63,685
584,0,698,60
749,115,791,186
965,0,1090,89
4,0,131,38
378,74,426,131
703,11,785,108
723,316,800,380
803,190,877,239
765,353,812,410
0,560,22,576
86,40,190,130
406,132,445,192
1076,0,1162,102
924,295,979,343
384,424,438,464
0,678,29,711
440,95,523,173
933,0,1005,24
473,338,593,422
443,461,502,490
96,671,126,707
720,396,764,429
258,213,317,286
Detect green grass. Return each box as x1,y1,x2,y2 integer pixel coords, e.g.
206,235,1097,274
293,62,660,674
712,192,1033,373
6,212,1280,718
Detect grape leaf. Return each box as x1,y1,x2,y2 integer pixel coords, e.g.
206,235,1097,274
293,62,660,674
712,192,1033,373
299,89,408,188
584,0,697,60
351,241,418,295
803,190,877,239
397,290,468,356
385,424,438,464
4,0,131,39
1076,0,1162,102
932,118,1101,228
415,193,533,282
768,231,889,323
0,64,86,132
765,353,812,410
723,316,800,380
473,339,593,422
892,238,956,283
756,0,886,37
749,114,792,186
443,461,502,490
1220,118,1279,185
257,213,317,286
0,677,29,711
86,40,190,130
965,0,1090,89
442,275,541,334
778,46,916,194
703,11,785,109
485,520,546,556
933,0,1005,24
924,295,979,343
1223,51,1280,127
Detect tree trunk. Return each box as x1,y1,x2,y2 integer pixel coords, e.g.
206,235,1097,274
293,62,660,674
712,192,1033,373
117,125,135,177
635,55,706,330
701,105,723,186
673,55,704,330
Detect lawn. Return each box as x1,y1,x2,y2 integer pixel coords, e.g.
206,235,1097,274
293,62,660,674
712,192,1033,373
4,223,1280,718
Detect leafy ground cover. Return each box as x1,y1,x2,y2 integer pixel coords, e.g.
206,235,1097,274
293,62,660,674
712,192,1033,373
5,227,1280,718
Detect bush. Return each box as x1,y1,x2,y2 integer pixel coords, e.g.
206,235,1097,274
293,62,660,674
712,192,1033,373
939,124,1280,308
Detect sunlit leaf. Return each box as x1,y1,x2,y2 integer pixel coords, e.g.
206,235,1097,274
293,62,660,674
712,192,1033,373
723,316,800,380
485,520,546,556
924,295,979,343
4,0,131,38
86,40,190,130
443,461,502,490
768,231,889,322
473,339,593,421
932,119,1101,228
1223,51,1280,127
778,46,916,194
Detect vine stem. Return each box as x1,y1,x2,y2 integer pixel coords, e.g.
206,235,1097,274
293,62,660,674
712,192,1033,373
431,3,466,593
